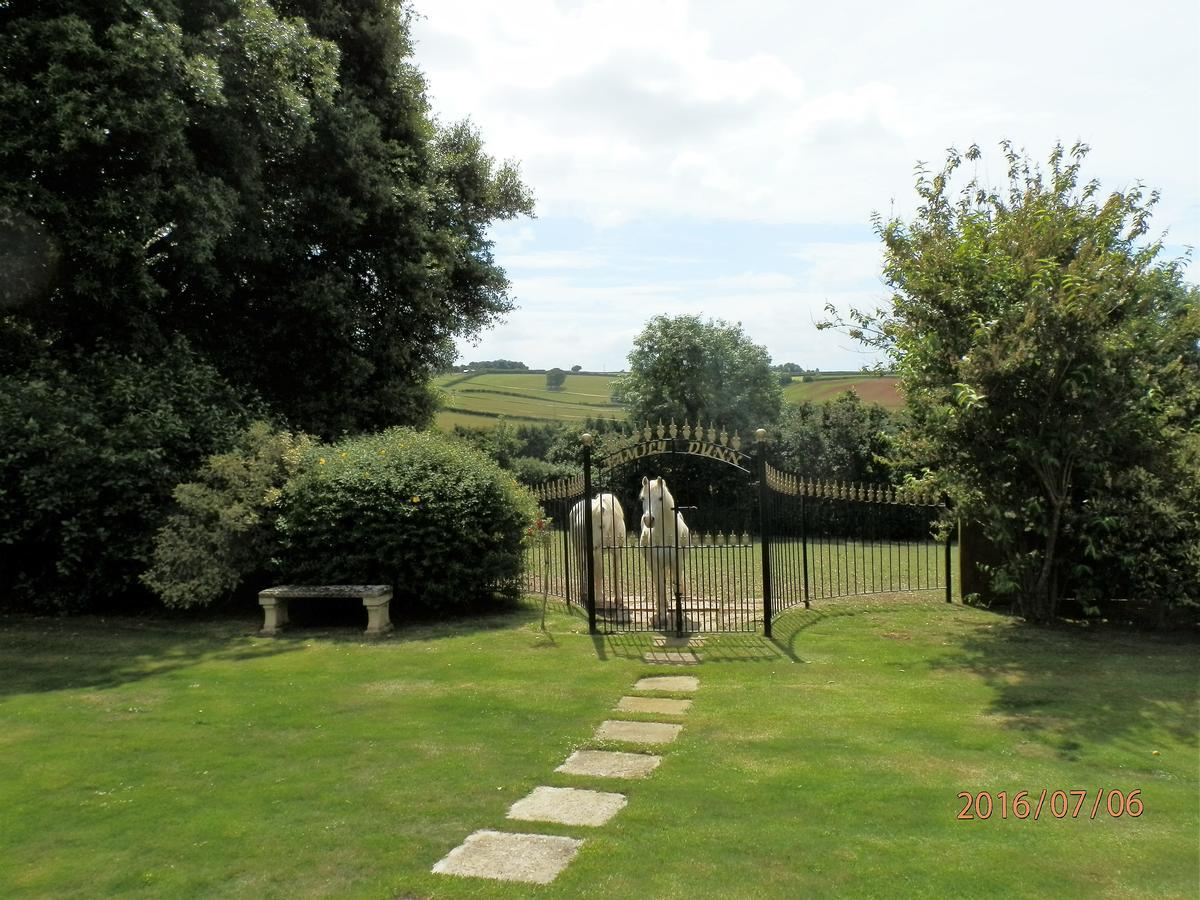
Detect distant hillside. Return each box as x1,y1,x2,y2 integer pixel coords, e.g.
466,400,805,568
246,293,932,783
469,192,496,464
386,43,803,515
782,374,902,409
433,372,624,429
433,372,903,430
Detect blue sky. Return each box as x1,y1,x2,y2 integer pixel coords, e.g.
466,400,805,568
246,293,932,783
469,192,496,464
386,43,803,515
411,0,1200,372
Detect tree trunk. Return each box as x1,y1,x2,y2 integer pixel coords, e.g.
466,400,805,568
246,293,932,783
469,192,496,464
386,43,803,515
1030,500,1064,622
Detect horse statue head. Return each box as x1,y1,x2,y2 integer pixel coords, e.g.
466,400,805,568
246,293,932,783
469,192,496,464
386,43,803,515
639,475,677,532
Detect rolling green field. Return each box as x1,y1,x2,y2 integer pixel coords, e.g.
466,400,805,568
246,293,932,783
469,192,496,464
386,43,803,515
434,372,624,430
434,372,902,431
1,599,1195,898
782,374,902,408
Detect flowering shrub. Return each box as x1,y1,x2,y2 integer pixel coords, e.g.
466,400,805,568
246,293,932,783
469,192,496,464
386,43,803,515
276,428,538,614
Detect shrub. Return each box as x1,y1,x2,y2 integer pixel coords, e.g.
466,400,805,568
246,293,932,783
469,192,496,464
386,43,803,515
142,423,314,609
0,338,253,613
546,367,567,390
276,428,538,613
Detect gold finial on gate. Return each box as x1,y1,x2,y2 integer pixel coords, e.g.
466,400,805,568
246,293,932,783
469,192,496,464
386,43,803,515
754,427,767,443
580,432,593,446
642,424,652,441
655,420,665,439
719,427,728,446
669,418,677,438
732,431,742,451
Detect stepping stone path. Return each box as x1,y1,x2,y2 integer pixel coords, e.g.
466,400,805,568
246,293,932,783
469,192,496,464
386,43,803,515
595,719,683,744
642,649,702,665
432,830,582,885
433,648,702,885
556,749,661,779
635,675,700,692
616,696,692,715
508,786,627,826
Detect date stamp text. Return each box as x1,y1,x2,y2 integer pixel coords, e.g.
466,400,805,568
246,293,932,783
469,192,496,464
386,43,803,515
957,789,1143,821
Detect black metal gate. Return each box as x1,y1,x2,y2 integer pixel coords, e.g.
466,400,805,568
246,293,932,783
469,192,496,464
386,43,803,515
522,423,954,637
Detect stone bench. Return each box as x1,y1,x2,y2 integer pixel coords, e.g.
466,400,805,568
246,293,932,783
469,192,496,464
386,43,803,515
258,584,393,636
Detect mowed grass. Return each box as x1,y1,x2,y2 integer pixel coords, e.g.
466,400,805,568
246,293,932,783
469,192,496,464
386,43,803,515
2,599,1195,898
434,373,624,429
783,374,903,409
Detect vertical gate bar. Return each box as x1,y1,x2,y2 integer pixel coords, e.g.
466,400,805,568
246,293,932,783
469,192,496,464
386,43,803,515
755,429,773,638
672,493,682,638
581,434,597,634
560,496,571,603
800,493,810,609
945,516,953,603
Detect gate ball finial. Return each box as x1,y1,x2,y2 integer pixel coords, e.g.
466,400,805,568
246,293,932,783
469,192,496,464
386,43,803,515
580,432,593,446
755,428,767,442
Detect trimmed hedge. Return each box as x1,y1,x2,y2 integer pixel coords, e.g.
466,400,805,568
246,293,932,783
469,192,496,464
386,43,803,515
277,428,538,613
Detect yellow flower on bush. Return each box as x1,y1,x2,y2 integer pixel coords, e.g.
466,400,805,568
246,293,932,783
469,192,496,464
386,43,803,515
318,458,326,465
411,495,421,504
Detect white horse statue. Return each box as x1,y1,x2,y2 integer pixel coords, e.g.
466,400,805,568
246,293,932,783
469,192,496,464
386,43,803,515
569,493,627,608
639,476,690,629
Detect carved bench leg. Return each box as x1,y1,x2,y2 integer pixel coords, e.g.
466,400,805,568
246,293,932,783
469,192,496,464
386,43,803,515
259,597,288,635
363,595,393,636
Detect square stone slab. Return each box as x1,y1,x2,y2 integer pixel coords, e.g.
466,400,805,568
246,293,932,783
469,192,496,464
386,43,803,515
507,786,627,827
432,830,582,884
595,720,683,745
634,675,700,693
653,636,705,648
616,696,692,715
556,749,662,779
642,650,701,665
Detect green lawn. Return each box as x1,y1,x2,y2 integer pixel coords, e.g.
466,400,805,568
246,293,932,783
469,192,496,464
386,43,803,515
1,599,1195,898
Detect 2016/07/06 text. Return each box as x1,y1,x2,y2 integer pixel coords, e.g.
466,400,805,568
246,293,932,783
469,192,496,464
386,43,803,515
957,790,1144,821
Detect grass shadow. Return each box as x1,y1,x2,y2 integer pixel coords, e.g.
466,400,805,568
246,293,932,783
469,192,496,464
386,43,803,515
0,597,574,699
926,616,1200,756
0,616,305,699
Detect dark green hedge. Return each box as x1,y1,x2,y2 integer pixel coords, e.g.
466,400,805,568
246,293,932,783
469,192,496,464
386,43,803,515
276,428,538,613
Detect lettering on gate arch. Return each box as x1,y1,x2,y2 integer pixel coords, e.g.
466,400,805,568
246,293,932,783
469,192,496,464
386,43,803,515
686,440,744,467
598,438,751,472
598,439,670,471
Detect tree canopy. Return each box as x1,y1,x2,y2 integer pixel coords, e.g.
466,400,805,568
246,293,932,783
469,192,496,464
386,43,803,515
0,0,533,612
829,142,1200,623
0,0,533,436
614,315,782,438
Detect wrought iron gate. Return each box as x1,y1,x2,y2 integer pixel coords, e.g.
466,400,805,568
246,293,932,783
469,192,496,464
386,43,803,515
523,422,954,636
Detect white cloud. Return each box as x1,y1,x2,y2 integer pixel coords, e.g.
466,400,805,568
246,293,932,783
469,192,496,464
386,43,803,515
430,0,1199,368
414,0,1198,235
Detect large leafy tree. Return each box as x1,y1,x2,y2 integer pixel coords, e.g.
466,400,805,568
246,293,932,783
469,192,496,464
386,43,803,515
0,0,531,612
829,143,1200,623
614,315,782,439
1,0,533,436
